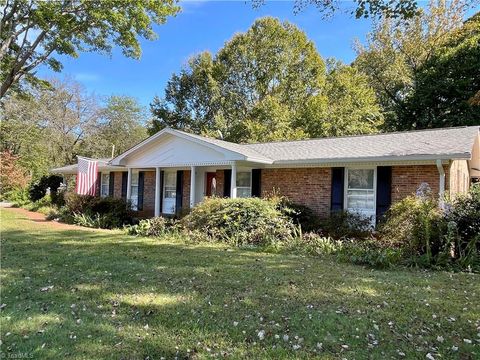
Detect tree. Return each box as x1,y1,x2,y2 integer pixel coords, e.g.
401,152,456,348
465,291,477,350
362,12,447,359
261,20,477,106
85,95,148,158
149,52,221,136
1,78,100,177
299,61,383,137
0,150,31,194
0,0,179,98
399,13,480,128
150,17,382,142
252,0,422,20
354,0,472,129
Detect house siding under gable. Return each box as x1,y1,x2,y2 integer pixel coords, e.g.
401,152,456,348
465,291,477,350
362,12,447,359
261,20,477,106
449,160,470,196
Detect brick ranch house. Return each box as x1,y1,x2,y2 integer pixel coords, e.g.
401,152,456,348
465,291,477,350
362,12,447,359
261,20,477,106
52,126,480,223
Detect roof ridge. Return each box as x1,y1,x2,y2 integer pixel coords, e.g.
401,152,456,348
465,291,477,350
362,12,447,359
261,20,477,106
242,125,480,147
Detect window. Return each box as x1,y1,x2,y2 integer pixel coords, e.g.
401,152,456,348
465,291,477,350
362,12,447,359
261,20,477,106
236,171,251,198
100,173,110,197
130,171,139,210
164,171,176,199
346,168,375,212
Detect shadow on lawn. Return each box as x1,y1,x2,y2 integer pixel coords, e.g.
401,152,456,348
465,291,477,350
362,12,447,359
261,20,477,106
1,226,478,359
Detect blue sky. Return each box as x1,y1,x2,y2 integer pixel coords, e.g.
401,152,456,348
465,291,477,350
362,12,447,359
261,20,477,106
38,1,374,107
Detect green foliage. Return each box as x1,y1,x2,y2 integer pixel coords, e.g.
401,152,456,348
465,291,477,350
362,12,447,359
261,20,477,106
28,175,63,202
181,197,295,246
278,201,322,233
251,0,420,20
381,194,444,260
338,239,404,269
281,232,343,256
63,193,133,229
84,95,148,158
400,13,480,128
300,61,383,137
124,217,178,237
320,211,373,239
381,185,480,271
2,188,30,206
443,185,480,267
150,17,382,142
1,0,180,97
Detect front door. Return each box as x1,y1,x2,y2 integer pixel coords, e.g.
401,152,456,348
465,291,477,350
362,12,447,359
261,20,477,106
163,171,176,214
205,172,217,197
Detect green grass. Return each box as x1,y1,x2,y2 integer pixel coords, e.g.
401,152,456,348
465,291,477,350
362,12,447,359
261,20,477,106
1,209,479,359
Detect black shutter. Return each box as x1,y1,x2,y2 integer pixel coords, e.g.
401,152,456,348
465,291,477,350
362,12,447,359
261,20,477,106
96,172,101,196
159,170,164,214
121,172,128,200
138,171,145,211
175,170,184,214
223,169,231,197
109,172,115,197
331,167,345,212
251,169,262,197
376,166,392,222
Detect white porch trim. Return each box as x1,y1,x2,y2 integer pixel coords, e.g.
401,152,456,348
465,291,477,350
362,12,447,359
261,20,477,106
154,167,161,217
126,168,132,202
231,163,237,198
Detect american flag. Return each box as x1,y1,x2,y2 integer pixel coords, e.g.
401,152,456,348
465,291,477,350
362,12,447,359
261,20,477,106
76,157,98,195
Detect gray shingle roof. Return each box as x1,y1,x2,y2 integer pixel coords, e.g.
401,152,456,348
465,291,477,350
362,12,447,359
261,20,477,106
51,158,118,174
242,126,479,163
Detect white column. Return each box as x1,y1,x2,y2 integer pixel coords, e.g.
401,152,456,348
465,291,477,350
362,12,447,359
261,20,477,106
231,163,237,198
190,166,196,208
154,167,161,217
126,168,132,201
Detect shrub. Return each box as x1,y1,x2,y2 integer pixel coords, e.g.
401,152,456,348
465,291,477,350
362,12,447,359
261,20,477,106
381,194,445,261
2,188,30,206
338,240,403,269
181,197,295,246
28,175,63,202
279,201,321,232
282,232,343,256
320,211,373,239
63,193,133,229
125,216,177,237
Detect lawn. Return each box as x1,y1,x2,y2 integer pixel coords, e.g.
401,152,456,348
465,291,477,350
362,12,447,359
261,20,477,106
1,208,479,359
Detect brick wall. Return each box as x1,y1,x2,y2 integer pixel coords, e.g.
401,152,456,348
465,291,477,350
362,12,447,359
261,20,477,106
183,170,191,209
391,165,449,203
112,171,124,199
143,171,156,212
261,168,332,218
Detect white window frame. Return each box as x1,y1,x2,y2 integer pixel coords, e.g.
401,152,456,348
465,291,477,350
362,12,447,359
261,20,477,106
161,170,177,215
344,166,377,220
236,170,252,198
130,170,139,211
100,172,110,197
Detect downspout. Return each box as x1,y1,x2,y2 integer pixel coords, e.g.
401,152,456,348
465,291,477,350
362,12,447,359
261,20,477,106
436,159,445,208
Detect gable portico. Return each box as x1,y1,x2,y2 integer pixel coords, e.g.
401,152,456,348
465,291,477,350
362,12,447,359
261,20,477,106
109,128,272,216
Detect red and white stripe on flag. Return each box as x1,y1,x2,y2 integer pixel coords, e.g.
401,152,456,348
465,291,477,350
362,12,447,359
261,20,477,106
75,157,98,196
